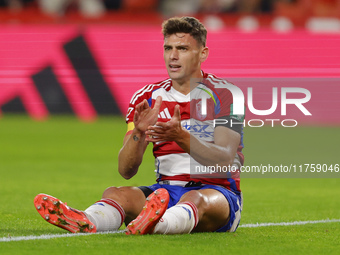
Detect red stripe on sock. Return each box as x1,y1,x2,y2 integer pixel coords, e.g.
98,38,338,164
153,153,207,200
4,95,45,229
180,202,199,227
97,199,126,223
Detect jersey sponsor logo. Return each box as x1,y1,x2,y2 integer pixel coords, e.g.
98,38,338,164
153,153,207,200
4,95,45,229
182,120,214,139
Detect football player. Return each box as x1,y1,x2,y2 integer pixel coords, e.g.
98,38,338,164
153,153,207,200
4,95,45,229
34,16,244,235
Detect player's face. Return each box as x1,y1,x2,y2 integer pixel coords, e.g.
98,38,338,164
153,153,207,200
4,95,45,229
163,33,208,86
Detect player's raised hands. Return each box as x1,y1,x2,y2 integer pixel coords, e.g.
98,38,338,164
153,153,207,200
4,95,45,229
145,105,188,143
134,96,162,133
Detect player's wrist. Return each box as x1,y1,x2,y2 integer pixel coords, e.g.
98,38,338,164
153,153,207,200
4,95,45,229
175,128,191,151
133,122,145,133
131,128,146,141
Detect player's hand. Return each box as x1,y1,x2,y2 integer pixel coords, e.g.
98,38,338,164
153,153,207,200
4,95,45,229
145,105,187,143
134,96,162,133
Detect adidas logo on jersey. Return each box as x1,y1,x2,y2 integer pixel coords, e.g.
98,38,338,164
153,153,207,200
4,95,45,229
158,108,172,119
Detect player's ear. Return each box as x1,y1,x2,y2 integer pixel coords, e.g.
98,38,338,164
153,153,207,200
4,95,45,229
200,47,209,63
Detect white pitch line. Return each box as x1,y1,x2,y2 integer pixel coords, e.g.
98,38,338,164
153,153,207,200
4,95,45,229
0,230,124,242
1,219,339,242
239,219,340,228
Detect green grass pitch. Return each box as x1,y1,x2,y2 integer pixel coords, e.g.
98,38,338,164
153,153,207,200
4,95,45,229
0,115,339,254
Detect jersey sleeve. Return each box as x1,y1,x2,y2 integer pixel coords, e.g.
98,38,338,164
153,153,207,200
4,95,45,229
125,86,152,124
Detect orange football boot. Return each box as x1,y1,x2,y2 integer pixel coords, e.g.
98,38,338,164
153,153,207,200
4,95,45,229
34,194,96,233
125,188,169,235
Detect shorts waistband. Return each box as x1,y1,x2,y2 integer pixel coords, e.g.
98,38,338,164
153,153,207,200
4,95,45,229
158,180,204,187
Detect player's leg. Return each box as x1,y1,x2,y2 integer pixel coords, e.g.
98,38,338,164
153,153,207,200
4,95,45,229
100,186,146,224
34,186,146,233
34,193,97,233
124,187,228,235
179,189,230,232
125,188,170,235
153,188,239,234
83,186,146,232
125,186,213,235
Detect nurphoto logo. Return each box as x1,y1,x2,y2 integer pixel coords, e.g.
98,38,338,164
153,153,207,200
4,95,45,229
198,81,311,128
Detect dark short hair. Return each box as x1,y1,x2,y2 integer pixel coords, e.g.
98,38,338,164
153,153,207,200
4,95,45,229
162,17,207,47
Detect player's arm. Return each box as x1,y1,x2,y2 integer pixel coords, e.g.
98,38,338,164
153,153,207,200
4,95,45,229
145,105,240,168
118,127,148,179
183,125,240,168
118,97,162,179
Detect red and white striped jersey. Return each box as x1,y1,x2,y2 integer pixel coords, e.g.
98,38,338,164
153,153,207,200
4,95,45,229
126,71,244,195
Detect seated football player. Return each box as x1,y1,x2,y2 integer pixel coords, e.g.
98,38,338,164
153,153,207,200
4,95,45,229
34,16,244,235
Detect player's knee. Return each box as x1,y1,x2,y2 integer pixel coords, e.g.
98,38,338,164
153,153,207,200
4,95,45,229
102,186,121,199
102,186,143,203
180,190,206,208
